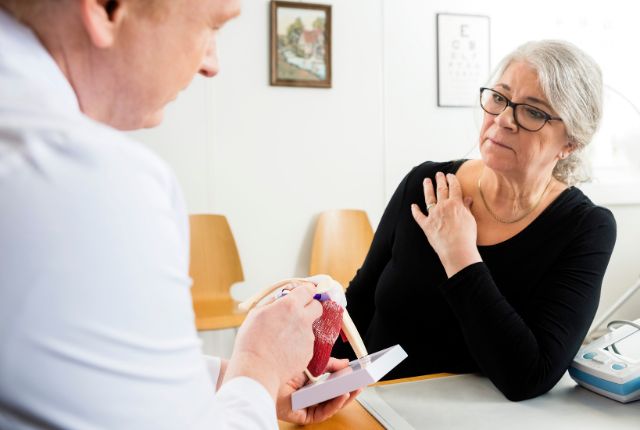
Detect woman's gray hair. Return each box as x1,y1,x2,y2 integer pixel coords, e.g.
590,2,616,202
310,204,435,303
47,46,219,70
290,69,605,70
491,40,603,185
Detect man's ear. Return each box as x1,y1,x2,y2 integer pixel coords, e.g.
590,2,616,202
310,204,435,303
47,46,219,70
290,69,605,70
79,0,127,48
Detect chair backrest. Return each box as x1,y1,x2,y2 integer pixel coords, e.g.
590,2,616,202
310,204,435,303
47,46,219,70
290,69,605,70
189,214,244,301
309,209,374,289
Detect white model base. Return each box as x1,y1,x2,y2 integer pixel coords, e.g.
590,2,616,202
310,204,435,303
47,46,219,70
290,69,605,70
291,344,407,410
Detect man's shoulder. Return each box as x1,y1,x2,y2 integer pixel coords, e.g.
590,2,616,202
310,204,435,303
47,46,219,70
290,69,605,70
0,110,174,187
0,110,186,241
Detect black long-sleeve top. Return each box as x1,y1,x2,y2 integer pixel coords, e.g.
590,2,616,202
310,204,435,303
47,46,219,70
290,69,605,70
332,160,617,400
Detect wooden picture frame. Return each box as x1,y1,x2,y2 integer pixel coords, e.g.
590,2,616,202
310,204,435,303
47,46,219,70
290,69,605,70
436,13,490,107
270,1,332,88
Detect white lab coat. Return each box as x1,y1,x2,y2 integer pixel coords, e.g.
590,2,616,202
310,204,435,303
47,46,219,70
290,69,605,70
0,9,276,429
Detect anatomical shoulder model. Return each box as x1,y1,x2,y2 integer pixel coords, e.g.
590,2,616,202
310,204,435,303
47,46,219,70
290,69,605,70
238,275,368,381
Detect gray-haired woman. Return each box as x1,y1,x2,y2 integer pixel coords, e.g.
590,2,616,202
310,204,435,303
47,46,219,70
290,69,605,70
333,40,616,401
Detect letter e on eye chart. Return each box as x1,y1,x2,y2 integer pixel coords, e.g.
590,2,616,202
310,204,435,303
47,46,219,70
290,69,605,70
437,13,490,107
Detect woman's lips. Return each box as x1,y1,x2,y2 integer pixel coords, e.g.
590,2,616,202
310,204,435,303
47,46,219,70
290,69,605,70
487,138,511,150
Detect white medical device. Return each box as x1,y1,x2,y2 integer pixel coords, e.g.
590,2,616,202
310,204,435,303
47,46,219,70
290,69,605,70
569,319,640,403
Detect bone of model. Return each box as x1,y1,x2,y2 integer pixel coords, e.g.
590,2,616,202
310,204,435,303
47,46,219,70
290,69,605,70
238,276,369,364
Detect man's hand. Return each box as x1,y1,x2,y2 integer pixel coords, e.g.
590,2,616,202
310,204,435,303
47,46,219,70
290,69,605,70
223,284,323,400
276,357,363,425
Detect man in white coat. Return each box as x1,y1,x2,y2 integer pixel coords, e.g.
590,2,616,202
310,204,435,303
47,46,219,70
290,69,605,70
0,0,357,428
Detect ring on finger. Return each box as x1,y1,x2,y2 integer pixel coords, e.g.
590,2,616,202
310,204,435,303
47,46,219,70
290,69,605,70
426,202,437,212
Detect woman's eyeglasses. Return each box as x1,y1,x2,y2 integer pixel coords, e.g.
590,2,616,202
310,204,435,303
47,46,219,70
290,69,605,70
479,87,562,132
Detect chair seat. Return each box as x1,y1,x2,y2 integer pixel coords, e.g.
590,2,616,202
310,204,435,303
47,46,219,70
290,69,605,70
193,297,247,331
189,214,246,331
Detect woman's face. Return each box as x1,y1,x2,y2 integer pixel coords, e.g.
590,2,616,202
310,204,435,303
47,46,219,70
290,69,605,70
478,61,572,182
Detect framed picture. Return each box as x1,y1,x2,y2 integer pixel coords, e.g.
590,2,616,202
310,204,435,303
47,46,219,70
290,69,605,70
436,13,490,107
270,1,332,88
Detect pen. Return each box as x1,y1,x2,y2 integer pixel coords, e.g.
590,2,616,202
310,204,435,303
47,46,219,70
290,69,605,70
274,289,331,301
313,292,330,302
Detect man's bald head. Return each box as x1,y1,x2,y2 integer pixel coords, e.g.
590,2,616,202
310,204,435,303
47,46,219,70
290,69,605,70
1,0,241,130
0,0,169,21
0,0,45,19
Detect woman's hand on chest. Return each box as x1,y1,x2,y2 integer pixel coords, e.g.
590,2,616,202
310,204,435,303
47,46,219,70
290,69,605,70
411,171,482,278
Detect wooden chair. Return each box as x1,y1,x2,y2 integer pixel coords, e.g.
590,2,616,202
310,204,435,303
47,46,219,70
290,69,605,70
309,209,374,289
189,214,246,331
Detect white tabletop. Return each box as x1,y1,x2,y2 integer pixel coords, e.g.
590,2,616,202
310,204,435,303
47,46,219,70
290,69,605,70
358,373,639,430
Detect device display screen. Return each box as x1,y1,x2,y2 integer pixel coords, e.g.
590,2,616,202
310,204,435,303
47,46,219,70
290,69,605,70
605,329,640,361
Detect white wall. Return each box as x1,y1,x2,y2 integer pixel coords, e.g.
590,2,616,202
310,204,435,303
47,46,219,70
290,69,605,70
131,0,640,333
131,0,386,301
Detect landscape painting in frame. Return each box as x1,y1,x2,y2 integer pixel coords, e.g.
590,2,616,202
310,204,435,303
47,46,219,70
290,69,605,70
270,1,332,88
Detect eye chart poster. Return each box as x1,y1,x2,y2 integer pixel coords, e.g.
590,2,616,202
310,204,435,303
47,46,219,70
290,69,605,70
437,13,490,107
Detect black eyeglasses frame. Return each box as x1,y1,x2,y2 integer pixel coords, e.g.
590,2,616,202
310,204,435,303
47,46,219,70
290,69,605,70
479,87,563,132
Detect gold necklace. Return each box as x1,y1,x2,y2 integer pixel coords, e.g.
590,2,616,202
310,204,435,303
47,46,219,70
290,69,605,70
477,173,553,224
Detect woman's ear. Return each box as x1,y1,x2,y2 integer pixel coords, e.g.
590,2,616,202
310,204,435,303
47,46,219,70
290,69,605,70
560,139,576,159
79,0,127,48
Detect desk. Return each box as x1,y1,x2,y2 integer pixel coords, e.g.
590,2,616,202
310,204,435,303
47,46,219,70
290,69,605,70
279,372,639,429
278,374,449,429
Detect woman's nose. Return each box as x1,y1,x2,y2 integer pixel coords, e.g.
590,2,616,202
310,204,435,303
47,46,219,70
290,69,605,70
494,106,518,131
